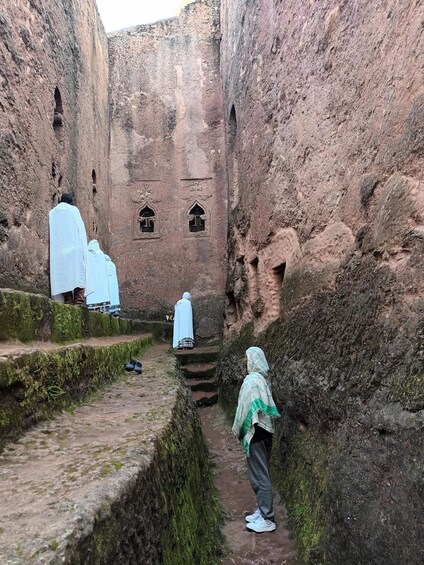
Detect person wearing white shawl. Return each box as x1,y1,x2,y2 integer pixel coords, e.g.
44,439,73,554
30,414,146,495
172,292,194,349
49,193,89,305
105,255,120,316
232,346,279,533
86,240,110,313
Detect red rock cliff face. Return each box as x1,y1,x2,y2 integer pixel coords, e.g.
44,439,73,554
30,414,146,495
219,0,424,563
109,0,226,340
220,0,424,335
0,0,110,294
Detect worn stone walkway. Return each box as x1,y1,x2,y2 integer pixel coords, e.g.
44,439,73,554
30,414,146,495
200,404,300,565
0,343,178,563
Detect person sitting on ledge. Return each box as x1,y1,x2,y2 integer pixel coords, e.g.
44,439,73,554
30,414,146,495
49,192,90,305
172,292,194,349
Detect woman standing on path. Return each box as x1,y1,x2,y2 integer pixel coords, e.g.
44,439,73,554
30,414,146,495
232,346,280,533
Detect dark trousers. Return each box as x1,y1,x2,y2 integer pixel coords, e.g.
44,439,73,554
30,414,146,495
247,437,274,520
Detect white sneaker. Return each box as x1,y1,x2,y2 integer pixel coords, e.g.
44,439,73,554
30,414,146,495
246,515,276,533
245,508,261,523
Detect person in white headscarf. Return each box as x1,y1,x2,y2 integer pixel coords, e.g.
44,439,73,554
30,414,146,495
105,255,120,316
86,240,110,313
232,346,280,533
172,292,194,349
49,193,90,305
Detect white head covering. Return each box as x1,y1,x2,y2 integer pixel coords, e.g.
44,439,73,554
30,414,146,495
86,240,110,305
172,291,194,348
246,346,269,377
49,202,89,299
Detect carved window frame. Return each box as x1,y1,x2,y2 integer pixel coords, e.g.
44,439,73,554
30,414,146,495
184,200,210,238
133,202,160,240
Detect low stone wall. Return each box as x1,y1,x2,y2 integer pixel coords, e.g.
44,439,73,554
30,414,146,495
0,349,223,564
0,335,153,449
217,255,424,564
0,289,135,343
73,386,223,564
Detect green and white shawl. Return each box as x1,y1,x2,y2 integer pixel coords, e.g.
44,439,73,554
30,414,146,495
232,347,280,455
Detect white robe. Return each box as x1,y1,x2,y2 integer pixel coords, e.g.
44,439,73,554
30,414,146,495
172,292,194,348
49,202,89,299
86,240,110,306
105,255,120,310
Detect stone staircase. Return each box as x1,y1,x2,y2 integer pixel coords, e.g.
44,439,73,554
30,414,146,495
174,346,220,407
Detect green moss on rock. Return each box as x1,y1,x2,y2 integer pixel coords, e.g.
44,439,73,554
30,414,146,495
50,301,83,343
0,335,153,449
0,290,50,342
68,382,223,563
0,289,137,345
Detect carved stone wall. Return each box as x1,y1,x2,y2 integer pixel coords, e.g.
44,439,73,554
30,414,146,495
221,0,424,336
109,0,226,339
0,0,110,294
219,0,424,562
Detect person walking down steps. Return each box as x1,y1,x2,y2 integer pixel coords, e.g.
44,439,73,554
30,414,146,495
232,346,280,533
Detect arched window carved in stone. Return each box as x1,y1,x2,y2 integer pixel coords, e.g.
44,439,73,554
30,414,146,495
139,206,155,233
53,87,63,130
228,104,239,208
188,203,206,233
92,169,97,195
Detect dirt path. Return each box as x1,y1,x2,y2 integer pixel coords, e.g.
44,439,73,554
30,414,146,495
200,404,300,565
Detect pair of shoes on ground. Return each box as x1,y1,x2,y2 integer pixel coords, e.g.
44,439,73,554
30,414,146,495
125,359,142,374
245,508,276,533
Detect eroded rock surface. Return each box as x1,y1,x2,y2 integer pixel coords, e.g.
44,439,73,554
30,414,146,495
219,0,424,562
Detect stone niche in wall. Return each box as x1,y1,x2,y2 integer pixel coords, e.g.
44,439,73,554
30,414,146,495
180,178,212,238
131,181,162,240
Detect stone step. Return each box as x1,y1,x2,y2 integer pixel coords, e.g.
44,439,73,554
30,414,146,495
193,390,219,407
186,378,218,393
0,333,153,449
173,345,220,365
181,362,216,379
0,344,222,564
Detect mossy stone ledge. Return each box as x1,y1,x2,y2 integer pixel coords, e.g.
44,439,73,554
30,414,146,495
0,351,223,564
0,334,153,449
0,289,136,344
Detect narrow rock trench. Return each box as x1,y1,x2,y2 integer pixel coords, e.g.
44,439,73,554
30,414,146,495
200,404,299,565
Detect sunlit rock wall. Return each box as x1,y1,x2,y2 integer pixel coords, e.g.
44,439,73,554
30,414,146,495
0,0,110,294
109,0,226,341
219,0,424,563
